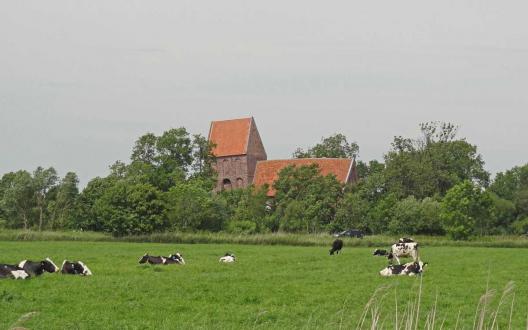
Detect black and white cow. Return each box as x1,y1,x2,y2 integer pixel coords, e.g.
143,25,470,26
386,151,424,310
387,238,419,265
19,258,59,276
164,253,185,265
0,264,29,279
329,239,343,255
138,253,167,265
61,260,93,276
379,261,427,277
219,253,236,263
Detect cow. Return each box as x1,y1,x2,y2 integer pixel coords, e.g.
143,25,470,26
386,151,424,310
19,258,59,276
0,264,29,279
164,253,185,265
219,253,236,263
379,261,427,277
138,253,166,265
387,239,419,265
329,239,343,255
61,261,93,276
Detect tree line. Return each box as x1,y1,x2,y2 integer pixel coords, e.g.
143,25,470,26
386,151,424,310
0,122,526,240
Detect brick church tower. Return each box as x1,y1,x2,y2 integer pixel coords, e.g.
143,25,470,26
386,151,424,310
208,117,267,191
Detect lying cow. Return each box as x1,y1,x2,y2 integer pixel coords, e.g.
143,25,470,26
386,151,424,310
0,264,29,279
139,253,167,265
219,253,236,263
379,261,427,277
164,253,185,265
61,260,93,276
330,239,343,255
19,258,59,276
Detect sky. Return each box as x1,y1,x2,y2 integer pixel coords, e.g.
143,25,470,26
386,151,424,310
1,1,527,186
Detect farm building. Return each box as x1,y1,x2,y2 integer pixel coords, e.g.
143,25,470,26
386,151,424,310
253,158,358,197
208,117,358,194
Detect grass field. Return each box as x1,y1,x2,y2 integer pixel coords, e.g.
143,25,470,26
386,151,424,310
1,241,527,329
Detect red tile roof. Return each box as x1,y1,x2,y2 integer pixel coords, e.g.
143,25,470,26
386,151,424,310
253,158,354,196
208,118,252,157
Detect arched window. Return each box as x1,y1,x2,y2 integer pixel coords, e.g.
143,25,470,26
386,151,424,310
236,178,244,187
222,178,232,191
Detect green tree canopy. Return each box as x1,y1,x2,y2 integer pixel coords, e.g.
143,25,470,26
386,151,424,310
293,133,359,159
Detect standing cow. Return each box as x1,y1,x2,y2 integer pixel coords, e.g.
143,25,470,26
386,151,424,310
388,238,419,265
329,239,343,255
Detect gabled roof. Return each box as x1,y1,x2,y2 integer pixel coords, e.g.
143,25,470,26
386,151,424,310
253,158,355,197
208,118,252,157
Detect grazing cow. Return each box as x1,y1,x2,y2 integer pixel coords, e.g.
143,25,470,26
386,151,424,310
19,258,59,276
164,253,185,265
329,239,343,255
138,253,166,265
219,253,236,263
387,240,419,265
379,261,427,277
61,261,93,276
0,264,29,279
373,249,389,257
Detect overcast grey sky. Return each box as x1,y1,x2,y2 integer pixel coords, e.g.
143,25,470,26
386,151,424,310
1,0,527,186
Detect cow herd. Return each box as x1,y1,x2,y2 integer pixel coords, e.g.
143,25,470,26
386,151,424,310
332,237,427,277
2,238,423,280
0,258,92,280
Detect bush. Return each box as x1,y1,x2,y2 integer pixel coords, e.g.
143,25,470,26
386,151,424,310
226,220,257,234
511,217,528,235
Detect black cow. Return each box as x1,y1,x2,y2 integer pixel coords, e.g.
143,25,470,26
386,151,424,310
19,258,59,276
61,260,93,276
0,264,29,279
329,239,343,255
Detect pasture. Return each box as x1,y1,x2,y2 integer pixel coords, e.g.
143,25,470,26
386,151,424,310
0,241,527,329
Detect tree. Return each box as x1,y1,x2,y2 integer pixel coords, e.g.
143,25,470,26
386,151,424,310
165,182,226,232
293,133,359,159
225,185,270,234
155,128,193,174
440,181,493,240
334,192,370,233
73,176,116,231
384,122,489,199
131,133,158,164
94,181,166,236
0,171,35,229
273,164,343,233
388,197,443,235
32,167,58,231
48,172,79,229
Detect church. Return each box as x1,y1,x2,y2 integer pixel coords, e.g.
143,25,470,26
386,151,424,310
208,117,358,196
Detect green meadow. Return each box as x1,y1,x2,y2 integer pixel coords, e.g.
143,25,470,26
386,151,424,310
1,241,527,329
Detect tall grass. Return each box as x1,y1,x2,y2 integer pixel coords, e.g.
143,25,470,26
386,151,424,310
1,229,528,248
352,279,522,330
